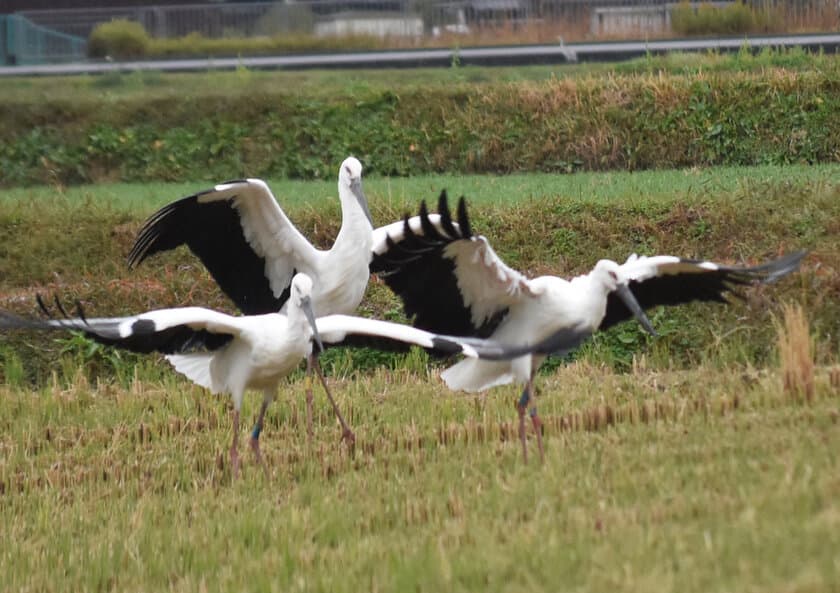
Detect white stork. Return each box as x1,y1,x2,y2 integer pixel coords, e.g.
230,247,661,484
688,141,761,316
0,273,589,477
127,156,373,444
370,192,806,462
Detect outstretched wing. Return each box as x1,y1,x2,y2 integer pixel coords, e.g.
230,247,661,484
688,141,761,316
128,179,320,315
0,303,239,354
315,314,592,361
370,192,534,338
600,251,807,330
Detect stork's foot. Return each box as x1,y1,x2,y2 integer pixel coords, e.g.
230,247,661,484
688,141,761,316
250,437,269,478
530,409,545,463
516,402,528,464
305,387,315,444
249,436,269,478
230,446,241,479
341,427,356,453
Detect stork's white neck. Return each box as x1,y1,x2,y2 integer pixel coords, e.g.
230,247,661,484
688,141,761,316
334,183,373,249
284,300,311,337
568,273,612,331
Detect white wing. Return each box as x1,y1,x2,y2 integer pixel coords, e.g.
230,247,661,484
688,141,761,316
315,314,586,361
128,178,322,314
370,192,535,337
208,180,322,296
0,306,248,353
619,254,709,282
444,235,535,327
599,251,807,330
619,251,805,284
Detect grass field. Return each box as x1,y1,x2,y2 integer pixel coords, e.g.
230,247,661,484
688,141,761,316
1,163,839,591
2,361,839,591
3,161,838,216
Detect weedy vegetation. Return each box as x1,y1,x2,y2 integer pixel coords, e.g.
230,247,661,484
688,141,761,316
2,48,840,186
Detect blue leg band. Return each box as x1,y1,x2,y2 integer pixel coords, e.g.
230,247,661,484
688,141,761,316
518,387,530,409
251,424,262,440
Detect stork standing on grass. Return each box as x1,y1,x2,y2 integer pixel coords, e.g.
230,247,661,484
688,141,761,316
127,157,374,445
0,273,589,477
371,192,806,463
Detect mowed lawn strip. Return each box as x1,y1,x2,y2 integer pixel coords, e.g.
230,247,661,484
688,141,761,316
1,363,838,592
3,162,840,213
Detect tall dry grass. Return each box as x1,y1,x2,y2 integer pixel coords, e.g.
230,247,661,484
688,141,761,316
776,303,815,402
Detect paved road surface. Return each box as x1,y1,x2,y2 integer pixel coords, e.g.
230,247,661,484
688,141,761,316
2,33,839,77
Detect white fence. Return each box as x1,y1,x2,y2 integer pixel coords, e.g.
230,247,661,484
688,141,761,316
15,0,840,41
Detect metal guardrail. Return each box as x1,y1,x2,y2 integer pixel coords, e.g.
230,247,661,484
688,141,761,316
3,33,840,76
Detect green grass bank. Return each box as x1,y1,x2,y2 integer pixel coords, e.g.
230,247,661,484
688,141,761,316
2,52,840,186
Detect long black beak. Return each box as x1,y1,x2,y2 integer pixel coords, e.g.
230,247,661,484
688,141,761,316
615,284,657,337
301,296,324,353
350,178,373,225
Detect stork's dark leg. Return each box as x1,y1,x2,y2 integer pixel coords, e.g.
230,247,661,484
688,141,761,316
230,408,241,479
312,356,355,450
515,375,544,463
249,390,273,477
516,392,528,464
305,354,315,443
528,375,544,463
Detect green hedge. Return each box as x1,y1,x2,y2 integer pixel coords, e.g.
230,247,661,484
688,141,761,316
1,69,839,186
87,19,386,60
670,1,783,36
88,19,151,59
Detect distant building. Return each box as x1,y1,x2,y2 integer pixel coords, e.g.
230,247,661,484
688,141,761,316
315,11,423,37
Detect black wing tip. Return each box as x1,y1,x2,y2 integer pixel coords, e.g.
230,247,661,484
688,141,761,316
126,191,211,269
36,293,50,318
757,250,808,283
0,308,38,330
418,199,430,219
437,189,448,209
721,250,808,285
437,190,461,239
456,196,472,238
431,336,465,356
3,294,85,332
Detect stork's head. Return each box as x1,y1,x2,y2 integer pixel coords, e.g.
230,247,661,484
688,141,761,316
291,273,324,352
291,272,314,306
592,259,626,291
338,156,372,225
591,259,657,337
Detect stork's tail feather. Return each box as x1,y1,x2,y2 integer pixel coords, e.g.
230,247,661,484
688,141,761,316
166,354,217,392
440,358,518,393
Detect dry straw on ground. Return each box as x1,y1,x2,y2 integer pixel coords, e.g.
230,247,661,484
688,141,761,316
776,303,815,402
